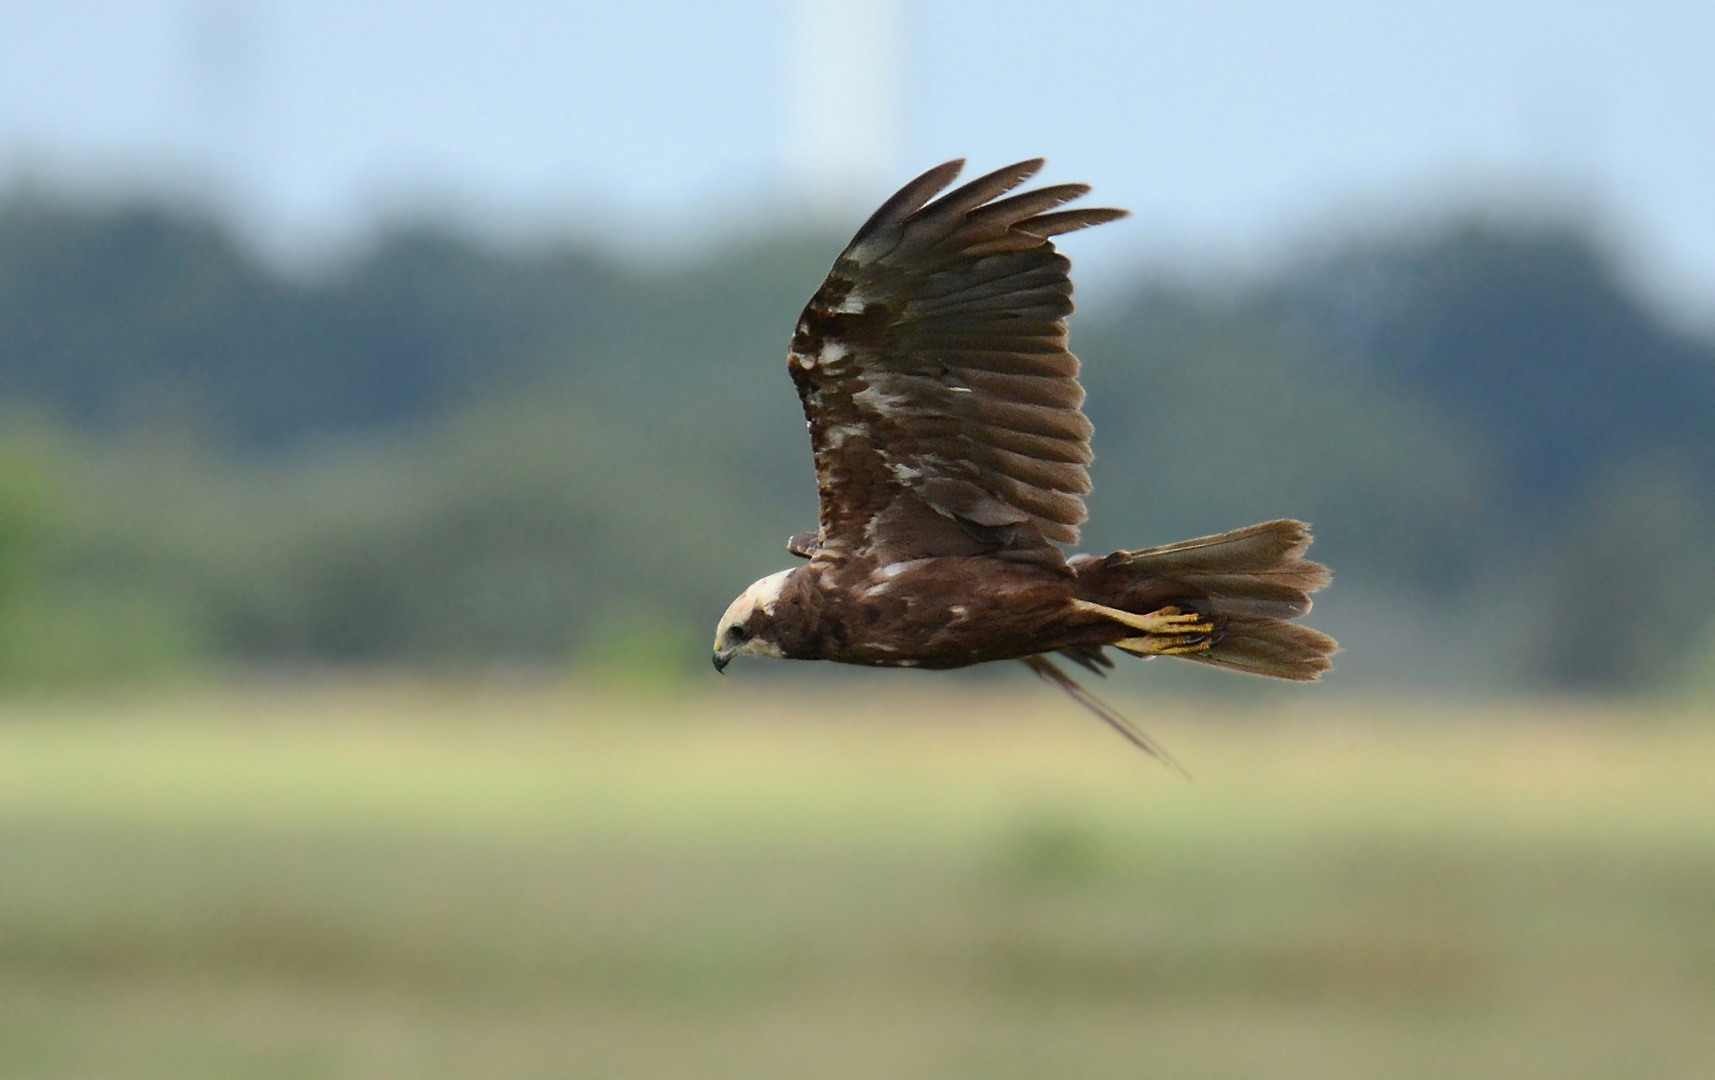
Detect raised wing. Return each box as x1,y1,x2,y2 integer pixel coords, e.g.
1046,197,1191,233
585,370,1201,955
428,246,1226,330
787,159,1125,562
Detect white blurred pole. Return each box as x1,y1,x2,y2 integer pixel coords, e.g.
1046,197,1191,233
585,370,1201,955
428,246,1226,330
785,0,903,217
183,0,265,192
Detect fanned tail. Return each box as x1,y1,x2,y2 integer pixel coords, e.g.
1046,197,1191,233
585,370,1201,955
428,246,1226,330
1076,519,1338,681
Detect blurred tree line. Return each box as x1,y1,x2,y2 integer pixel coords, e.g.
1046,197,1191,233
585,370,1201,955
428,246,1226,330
0,191,1711,692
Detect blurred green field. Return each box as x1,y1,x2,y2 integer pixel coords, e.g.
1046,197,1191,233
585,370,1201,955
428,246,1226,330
0,679,1711,1079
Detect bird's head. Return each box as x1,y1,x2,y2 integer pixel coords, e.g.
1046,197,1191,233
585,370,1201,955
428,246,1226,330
712,569,793,672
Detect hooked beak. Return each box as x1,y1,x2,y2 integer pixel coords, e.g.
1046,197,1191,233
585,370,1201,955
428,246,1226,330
711,652,729,674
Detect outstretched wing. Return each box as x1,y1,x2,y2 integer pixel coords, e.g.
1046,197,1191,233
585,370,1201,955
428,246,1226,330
787,159,1126,562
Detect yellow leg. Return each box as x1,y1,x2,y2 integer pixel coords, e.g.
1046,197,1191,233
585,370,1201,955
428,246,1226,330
1070,599,1214,636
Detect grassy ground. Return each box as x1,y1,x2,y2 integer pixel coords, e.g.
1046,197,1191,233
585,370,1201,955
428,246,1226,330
0,678,1711,1079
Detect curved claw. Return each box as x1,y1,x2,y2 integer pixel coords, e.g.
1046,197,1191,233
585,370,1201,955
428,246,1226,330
1113,634,1214,658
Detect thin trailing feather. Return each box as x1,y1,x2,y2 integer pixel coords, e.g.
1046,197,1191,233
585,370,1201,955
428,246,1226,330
1057,644,1115,674
1021,656,1189,776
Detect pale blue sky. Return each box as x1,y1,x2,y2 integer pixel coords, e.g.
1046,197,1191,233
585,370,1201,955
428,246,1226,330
1,0,1711,314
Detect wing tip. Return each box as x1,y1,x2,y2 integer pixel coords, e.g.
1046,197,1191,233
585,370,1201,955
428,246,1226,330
1020,206,1131,239
913,158,1052,226
863,157,1132,248
850,159,967,244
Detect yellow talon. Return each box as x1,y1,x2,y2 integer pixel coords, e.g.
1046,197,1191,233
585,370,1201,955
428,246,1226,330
1155,639,1214,656
1114,634,1214,657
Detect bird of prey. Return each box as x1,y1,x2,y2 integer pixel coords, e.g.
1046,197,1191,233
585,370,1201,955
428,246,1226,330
712,158,1335,759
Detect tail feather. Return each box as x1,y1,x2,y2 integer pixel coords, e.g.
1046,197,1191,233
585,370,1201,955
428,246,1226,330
1021,655,1189,776
1114,519,1330,598
1077,519,1338,682
1182,614,1337,681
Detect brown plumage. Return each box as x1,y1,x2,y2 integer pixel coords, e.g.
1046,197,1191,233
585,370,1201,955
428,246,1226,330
713,159,1337,759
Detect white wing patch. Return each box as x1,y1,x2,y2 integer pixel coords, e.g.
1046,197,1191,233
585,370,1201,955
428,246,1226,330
795,340,854,373
851,384,914,418
833,290,869,314
860,560,924,597
824,423,864,449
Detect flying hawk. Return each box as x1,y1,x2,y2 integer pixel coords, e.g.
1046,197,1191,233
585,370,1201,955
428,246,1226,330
712,159,1335,760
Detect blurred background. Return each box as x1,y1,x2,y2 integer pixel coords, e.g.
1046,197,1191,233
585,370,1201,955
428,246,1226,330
0,1,1711,1077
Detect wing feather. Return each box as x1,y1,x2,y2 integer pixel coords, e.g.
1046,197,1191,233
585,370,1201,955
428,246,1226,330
846,159,968,252
788,159,1126,561
960,371,1085,408
970,398,1092,440
964,184,1093,229
1017,207,1132,238
897,160,1046,240
972,426,1090,464
981,446,1092,493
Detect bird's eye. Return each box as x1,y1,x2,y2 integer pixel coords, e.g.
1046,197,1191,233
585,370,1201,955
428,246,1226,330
728,626,750,644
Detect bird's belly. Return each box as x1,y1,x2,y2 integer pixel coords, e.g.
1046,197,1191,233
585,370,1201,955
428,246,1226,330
814,557,1077,669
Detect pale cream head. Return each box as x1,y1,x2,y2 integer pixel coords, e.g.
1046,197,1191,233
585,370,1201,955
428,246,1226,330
712,569,792,670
